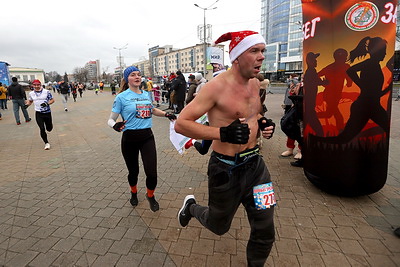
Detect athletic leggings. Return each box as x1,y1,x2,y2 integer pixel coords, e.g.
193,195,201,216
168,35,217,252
121,128,157,190
35,111,53,144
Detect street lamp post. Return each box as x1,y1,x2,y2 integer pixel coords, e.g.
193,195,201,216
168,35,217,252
113,43,128,81
194,1,218,78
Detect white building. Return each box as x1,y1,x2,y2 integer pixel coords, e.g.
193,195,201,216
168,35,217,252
9,67,45,84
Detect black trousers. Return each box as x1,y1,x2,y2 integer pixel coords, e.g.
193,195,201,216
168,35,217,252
190,153,275,266
121,129,157,190
176,100,184,113
35,111,53,144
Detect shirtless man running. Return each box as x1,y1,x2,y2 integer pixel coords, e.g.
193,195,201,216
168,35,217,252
175,30,276,266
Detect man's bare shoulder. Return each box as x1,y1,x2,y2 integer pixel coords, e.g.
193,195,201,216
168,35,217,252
201,71,235,93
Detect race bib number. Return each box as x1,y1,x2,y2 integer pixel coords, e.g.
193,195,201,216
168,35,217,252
136,104,152,119
253,182,276,210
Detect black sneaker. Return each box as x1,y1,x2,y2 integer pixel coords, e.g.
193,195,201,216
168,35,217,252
178,195,196,227
146,195,159,212
130,192,138,207
290,159,303,167
394,227,400,238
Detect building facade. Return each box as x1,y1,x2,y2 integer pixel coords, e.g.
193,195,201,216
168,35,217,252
85,60,100,82
261,0,303,81
131,43,224,81
9,67,45,84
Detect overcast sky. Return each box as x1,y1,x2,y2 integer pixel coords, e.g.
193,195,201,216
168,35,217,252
2,0,261,75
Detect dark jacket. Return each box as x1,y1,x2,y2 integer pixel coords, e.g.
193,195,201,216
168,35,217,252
185,82,197,104
171,75,186,102
8,81,26,100
59,82,70,94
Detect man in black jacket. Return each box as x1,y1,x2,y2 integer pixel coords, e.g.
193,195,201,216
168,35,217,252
8,77,31,125
171,70,186,114
59,80,70,111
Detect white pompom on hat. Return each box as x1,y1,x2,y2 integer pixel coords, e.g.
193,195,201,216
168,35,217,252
213,31,266,63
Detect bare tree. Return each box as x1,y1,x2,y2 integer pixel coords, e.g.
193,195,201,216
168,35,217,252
73,67,89,83
45,71,61,82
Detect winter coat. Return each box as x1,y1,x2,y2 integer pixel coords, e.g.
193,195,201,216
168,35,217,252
195,78,207,94
59,82,70,94
0,86,7,100
185,83,198,104
171,75,186,102
7,82,26,100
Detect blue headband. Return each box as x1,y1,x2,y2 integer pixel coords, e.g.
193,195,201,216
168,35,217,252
123,66,140,82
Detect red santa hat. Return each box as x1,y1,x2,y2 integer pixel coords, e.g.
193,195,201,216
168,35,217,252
213,31,266,63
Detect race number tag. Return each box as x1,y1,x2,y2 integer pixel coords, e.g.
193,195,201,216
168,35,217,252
253,182,276,210
136,104,152,119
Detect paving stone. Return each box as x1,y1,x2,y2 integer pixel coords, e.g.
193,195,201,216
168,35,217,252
31,236,61,253
181,253,207,267
52,249,84,266
103,226,128,241
28,249,62,267
333,226,361,240
116,252,144,267
51,224,78,239
337,239,368,256
0,92,399,266
91,252,121,266
7,237,40,253
321,252,351,267
52,236,81,253
297,253,325,266
5,250,38,267
275,237,301,255
169,239,193,257
83,227,108,241
131,237,157,255
297,238,325,255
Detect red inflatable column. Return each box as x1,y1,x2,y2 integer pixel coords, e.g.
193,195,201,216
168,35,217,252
301,0,397,196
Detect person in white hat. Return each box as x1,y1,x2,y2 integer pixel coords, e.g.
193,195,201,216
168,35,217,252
175,30,276,265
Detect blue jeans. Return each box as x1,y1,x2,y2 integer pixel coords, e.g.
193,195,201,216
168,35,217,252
0,99,7,109
12,99,30,123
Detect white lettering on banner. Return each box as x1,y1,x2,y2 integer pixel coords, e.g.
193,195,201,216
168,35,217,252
303,17,321,40
381,2,397,24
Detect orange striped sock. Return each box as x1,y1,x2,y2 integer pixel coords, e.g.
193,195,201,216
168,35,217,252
147,189,155,198
130,185,137,193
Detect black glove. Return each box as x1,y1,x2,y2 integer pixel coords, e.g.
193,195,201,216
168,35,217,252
40,102,49,108
113,121,125,132
258,117,275,139
220,119,249,144
165,112,177,121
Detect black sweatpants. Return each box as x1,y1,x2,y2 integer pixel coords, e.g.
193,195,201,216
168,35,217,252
35,111,53,144
190,153,275,266
121,129,157,190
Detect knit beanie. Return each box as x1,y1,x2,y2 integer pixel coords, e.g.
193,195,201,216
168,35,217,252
123,66,140,82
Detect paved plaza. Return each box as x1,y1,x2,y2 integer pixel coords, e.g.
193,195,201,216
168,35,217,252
0,89,399,266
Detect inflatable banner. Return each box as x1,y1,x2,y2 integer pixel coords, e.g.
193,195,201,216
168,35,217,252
301,0,397,196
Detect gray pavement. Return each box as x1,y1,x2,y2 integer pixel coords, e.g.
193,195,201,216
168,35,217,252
0,89,399,266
